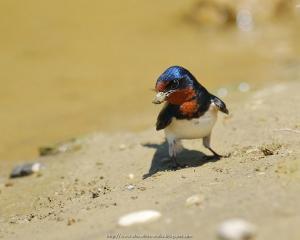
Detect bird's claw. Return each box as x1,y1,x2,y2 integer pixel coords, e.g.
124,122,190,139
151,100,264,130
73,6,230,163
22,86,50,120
169,157,185,170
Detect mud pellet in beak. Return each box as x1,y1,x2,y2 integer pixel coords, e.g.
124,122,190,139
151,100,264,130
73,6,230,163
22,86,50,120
152,92,167,104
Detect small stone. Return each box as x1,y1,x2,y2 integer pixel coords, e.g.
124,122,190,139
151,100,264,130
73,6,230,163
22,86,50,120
118,210,161,226
5,182,14,187
186,194,205,207
128,173,135,179
217,218,256,240
92,192,100,198
260,148,273,156
67,218,76,226
10,162,43,178
126,185,135,190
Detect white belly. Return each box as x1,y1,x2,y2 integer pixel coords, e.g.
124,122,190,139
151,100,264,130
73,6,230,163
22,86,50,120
165,104,218,140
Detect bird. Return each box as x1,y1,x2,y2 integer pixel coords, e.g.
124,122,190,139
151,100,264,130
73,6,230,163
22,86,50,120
152,66,229,168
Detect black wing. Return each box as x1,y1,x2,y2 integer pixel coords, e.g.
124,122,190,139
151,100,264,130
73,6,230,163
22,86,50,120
156,103,179,131
211,95,229,114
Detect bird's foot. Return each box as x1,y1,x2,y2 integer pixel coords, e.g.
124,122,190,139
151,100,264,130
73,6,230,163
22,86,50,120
169,157,185,170
204,152,231,161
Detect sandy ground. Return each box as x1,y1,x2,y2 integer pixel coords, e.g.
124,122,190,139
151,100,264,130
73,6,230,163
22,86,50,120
0,81,300,240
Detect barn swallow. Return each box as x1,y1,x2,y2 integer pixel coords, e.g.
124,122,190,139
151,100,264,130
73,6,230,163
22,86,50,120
153,66,229,168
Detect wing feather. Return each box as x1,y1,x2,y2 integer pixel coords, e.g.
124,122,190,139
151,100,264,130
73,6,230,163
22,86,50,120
211,95,229,114
156,104,178,130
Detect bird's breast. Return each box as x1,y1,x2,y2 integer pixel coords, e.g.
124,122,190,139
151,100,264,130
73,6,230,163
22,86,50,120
165,103,218,139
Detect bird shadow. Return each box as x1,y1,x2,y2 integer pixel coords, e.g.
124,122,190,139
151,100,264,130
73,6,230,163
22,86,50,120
142,140,221,179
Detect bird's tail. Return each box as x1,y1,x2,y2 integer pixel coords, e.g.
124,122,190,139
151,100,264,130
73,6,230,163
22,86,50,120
211,95,229,114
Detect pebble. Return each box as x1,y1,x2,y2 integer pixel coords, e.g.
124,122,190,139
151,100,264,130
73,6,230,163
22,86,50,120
128,173,135,179
217,218,256,240
67,218,76,226
185,194,205,207
118,210,161,227
5,182,14,187
126,184,135,190
119,144,127,150
10,162,43,178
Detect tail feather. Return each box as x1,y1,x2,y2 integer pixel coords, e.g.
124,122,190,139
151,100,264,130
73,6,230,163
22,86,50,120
211,95,229,114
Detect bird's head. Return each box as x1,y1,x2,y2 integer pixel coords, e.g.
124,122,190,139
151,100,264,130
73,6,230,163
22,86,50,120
153,66,201,105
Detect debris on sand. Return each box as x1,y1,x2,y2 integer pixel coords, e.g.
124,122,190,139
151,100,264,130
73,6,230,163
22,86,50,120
39,138,82,156
185,194,205,207
260,147,274,156
217,218,256,240
259,143,282,156
10,162,43,178
67,218,76,226
5,182,14,187
118,210,161,227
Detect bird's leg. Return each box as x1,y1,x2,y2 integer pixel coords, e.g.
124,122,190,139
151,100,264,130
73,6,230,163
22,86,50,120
170,156,180,168
203,134,222,159
168,138,182,169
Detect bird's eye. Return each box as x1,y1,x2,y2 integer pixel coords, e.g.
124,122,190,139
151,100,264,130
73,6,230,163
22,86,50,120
171,79,179,89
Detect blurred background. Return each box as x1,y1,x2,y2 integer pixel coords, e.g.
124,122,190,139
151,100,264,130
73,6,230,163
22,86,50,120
0,0,299,163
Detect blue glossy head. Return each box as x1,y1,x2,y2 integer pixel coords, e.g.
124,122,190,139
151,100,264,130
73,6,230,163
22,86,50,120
155,66,199,92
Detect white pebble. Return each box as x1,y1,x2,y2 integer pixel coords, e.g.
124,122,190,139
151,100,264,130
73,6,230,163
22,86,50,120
185,194,205,206
118,210,161,226
238,82,250,92
10,162,43,178
126,184,135,190
31,163,42,172
217,218,256,240
128,173,135,179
